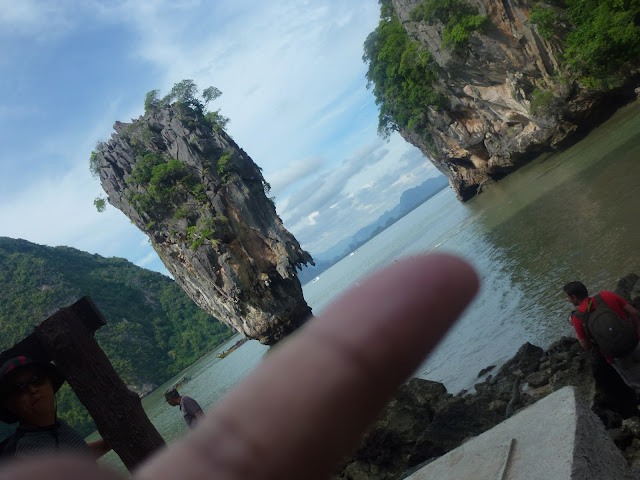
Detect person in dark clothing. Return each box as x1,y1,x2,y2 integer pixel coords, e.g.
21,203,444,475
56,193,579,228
164,388,204,429
0,356,110,458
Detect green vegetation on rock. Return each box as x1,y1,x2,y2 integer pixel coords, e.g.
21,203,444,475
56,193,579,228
363,0,448,138
144,79,230,131
529,87,559,115
531,0,640,89
364,0,639,146
126,152,201,218
529,3,559,40
410,0,487,48
217,150,234,182
92,80,232,214
93,196,107,213
0,237,232,438
564,0,640,89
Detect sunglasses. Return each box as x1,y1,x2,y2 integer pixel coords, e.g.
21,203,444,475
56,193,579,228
4,374,47,396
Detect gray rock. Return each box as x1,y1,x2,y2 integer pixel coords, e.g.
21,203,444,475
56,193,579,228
337,335,639,480
624,417,640,437
95,106,313,345
526,371,549,388
616,273,640,302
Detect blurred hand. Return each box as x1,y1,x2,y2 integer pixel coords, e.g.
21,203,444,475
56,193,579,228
0,253,478,480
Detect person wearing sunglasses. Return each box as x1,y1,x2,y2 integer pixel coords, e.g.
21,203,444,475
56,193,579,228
0,356,110,458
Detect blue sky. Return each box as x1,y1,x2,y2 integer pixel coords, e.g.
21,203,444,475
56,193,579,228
0,0,439,276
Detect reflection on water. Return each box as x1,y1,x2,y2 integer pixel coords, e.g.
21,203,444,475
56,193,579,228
96,102,640,472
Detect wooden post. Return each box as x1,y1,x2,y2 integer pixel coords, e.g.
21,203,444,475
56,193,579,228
0,297,166,471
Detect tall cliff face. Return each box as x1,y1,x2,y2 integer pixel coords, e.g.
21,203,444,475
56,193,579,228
389,0,639,200
95,106,313,345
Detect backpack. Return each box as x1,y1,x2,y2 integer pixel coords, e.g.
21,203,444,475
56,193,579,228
574,294,639,358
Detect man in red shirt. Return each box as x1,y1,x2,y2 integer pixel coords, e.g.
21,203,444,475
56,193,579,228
564,281,640,390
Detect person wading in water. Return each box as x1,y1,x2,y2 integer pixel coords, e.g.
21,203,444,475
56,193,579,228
164,388,204,429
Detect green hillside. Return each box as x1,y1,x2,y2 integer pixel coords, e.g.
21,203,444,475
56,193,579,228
0,237,232,437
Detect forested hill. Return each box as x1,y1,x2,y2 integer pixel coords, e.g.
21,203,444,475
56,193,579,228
0,236,232,437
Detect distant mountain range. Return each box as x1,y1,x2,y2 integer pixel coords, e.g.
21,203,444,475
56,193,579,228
297,175,449,284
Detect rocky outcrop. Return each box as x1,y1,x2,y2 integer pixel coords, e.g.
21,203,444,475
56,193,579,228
337,273,640,479
338,338,640,480
390,0,640,200
95,106,313,345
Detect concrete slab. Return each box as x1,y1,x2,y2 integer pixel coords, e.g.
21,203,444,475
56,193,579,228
405,386,633,480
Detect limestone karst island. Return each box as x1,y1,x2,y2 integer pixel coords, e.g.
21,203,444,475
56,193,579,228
2,0,640,477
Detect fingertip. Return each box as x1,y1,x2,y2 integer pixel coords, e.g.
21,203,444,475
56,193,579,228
415,252,480,300
324,251,479,323
0,456,120,480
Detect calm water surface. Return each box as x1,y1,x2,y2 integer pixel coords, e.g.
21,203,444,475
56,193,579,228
96,102,640,471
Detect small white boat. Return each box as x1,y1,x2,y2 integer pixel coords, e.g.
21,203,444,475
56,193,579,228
312,276,321,283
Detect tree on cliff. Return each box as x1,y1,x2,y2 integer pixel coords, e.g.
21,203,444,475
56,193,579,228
564,0,640,89
362,0,469,139
92,80,231,212
90,80,313,345
145,79,230,130
530,0,640,89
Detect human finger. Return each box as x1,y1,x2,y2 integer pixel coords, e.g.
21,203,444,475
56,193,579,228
0,455,120,480
136,253,479,480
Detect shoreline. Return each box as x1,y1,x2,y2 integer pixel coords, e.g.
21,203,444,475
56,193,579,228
338,273,640,479
338,337,640,480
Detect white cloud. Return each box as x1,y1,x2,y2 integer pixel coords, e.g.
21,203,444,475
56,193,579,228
136,251,160,268
0,0,74,39
390,172,419,189
279,135,441,254
307,211,320,226
267,157,327,196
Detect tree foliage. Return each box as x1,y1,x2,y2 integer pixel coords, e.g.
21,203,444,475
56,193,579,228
125,150,209,220
410,0,487,48
0,237,233,438
528,0,640,88
89,151,100,178
530,3,560,40
202,86,222,105
529,87,559,115
563,0,640,89
142,80,230,130
93,196,107,212
144,89,161,113
205,110,230,131
363,2,447,137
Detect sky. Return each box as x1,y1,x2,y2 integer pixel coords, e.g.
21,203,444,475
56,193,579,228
0,0,439,276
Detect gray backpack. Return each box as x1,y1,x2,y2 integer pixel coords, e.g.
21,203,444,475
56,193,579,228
574,294,638,357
